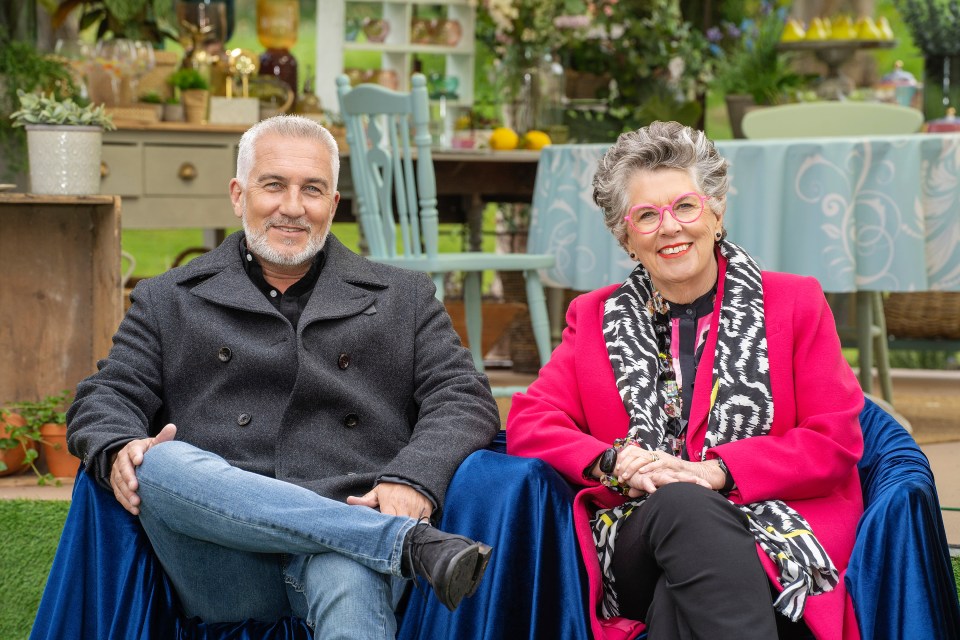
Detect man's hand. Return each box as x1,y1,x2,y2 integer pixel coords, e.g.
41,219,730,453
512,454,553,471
347,482,433,520
109,423,177,515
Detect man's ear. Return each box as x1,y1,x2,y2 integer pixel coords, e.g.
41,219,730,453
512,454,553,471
229,179,243,220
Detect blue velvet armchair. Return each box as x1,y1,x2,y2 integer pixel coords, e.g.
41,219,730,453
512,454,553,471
29,399,960,639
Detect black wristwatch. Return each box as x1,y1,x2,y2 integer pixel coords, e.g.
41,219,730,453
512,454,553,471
599,447,618,475
716,457,735,494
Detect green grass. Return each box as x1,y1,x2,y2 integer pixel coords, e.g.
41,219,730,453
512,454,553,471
0,500,70,640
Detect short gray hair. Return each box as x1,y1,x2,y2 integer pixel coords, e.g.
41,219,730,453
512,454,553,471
592,121,729,249
236,115,340,191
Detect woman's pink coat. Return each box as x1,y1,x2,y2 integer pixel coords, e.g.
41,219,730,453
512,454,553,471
507,262,864,640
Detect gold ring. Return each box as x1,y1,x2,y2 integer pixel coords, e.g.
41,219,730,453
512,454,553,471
650,453,659,463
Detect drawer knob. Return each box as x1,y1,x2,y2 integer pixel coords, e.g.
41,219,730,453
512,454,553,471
178,162,198,181
100,161,109,179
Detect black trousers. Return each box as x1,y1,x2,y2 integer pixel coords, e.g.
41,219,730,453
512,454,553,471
610,482,813,640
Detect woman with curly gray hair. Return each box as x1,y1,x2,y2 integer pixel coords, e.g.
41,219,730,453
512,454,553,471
508,121,864,640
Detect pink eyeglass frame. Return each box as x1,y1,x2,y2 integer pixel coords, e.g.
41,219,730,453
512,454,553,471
623,192,707,234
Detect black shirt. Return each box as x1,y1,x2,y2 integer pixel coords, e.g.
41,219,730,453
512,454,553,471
240,238,325,329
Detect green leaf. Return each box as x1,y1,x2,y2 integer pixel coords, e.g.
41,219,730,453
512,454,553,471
103,0,146,23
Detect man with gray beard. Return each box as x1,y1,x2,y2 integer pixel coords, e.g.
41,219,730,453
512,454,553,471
66,115,499,637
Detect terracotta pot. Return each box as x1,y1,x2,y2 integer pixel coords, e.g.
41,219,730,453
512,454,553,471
40,422,80,478
0,412,34,477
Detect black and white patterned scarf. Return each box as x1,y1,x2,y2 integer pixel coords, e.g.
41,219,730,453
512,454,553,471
591,240,838,622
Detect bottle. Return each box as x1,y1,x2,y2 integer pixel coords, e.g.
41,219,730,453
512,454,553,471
257,0,299,100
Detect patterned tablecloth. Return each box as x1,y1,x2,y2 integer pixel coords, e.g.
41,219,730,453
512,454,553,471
528,135,960,292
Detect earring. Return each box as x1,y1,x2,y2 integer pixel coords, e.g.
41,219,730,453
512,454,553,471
715,230,723,241
629,252,637,260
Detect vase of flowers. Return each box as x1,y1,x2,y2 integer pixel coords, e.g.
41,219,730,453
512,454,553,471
475,0,588,132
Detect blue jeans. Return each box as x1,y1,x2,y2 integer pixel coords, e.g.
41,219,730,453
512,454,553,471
136,441,413,637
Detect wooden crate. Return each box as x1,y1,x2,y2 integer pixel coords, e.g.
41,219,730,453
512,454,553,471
0,194,122,403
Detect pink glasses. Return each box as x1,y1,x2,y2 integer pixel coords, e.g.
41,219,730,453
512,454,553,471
624,192,706,234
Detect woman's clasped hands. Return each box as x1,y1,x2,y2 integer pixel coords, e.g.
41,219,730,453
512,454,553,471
613,444,724,497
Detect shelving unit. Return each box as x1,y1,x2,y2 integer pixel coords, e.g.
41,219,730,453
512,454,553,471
315,0,475,113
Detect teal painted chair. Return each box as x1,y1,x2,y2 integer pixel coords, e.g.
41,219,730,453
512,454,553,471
741,101,924,404
336,74,555,392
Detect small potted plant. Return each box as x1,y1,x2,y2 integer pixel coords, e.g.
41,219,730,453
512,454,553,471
9,90,116,194
167,67,210,124
0,36,78,184
138,90,165,122
0,409,36,478
6,391,78,482
709,3,809,137
163,94,184,122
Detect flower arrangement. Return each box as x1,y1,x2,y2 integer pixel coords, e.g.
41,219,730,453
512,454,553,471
10,90,116,129
476,0,589,55
708,1,806,104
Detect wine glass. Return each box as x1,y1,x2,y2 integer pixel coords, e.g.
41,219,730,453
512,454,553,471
53,38,94,100
129,40,156,103
95,39,137,106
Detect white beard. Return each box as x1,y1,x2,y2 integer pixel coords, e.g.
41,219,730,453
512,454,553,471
241,201,331,267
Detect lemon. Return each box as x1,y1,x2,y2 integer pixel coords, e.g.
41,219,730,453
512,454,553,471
855,16,883,40
877,16,895,40
522,130,552,150
805,17,828,40
489,127,519,150
780,19,805,42
830,15,857,40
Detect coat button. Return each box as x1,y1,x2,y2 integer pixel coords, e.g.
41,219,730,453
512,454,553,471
338,353,350,369
343,413,359,428
237,413,251,426
218,347,232,362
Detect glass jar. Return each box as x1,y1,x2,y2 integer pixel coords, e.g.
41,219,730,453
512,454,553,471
256,0,299,50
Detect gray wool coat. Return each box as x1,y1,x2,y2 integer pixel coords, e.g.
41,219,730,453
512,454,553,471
67,231,500,509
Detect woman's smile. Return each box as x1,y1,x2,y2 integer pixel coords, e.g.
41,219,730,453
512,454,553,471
658,242,692,258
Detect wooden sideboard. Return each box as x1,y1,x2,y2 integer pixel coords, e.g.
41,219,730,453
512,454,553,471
0,194,122,403
103,125,541,250
102,123,245,230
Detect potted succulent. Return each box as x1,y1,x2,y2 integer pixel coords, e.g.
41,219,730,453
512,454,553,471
9,90,115,194
0,36,77,184
168,67,210,124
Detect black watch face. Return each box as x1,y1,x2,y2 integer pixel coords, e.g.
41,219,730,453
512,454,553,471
599,447,617,475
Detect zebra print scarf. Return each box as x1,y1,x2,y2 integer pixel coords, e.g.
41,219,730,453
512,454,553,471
591,240,838,622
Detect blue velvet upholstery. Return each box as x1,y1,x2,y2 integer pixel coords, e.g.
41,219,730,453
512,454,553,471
846,400,960,639
30,401,959,639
